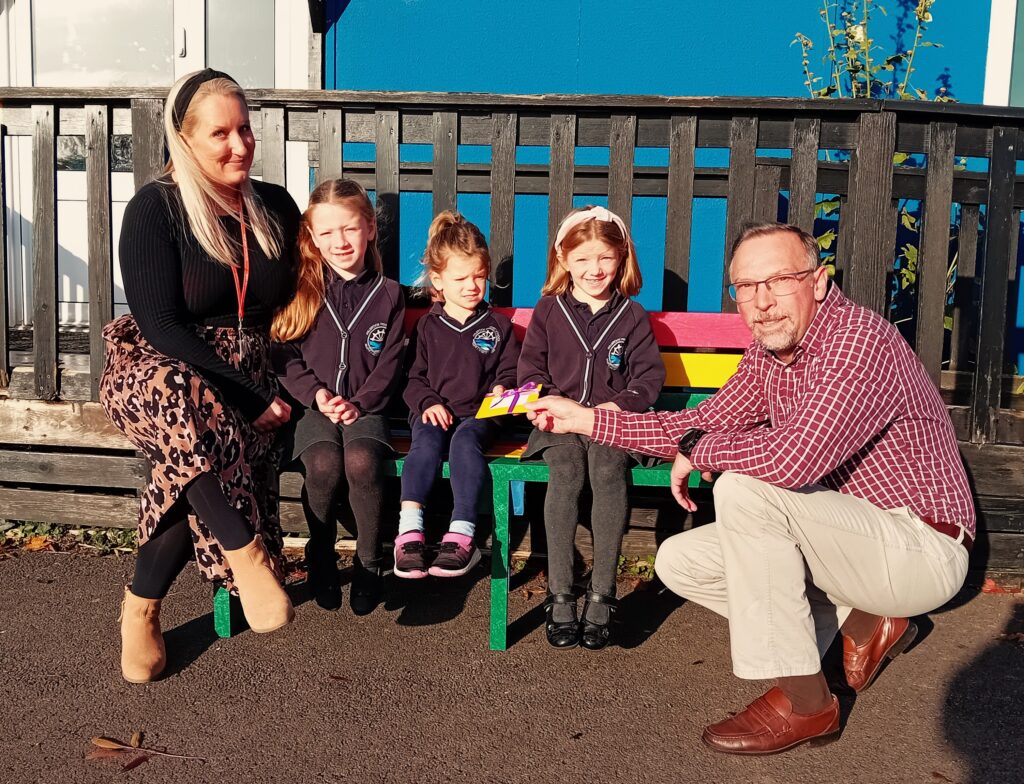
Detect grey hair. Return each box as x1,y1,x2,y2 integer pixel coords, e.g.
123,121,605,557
728,222,819,277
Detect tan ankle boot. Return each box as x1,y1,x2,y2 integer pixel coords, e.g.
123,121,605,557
223,535,295,633
119,588,166,683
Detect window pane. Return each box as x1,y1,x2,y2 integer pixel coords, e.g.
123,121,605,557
207,0,276,88
32,0,173,87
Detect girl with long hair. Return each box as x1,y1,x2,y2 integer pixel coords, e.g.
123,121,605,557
272,178,405,615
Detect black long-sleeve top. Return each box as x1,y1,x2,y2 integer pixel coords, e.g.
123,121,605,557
118,178,300,420
403,302,520,418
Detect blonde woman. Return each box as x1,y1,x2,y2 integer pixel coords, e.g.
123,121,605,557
100,69,301,682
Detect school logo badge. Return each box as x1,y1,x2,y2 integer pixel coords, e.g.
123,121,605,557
365,323,387,356
607,338,626,370
472,326,500,355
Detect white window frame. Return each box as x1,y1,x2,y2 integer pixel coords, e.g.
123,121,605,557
2,0,316,327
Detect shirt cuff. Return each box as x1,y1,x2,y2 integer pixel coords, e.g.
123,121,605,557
688,433,719,473
591,407,620,446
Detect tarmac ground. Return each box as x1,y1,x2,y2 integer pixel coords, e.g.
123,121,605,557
1,550,1022,784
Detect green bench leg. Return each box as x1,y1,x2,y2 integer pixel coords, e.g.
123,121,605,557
489,472,511,651
213,586,246,638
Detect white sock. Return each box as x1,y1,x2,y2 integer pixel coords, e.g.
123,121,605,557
398,508,425,536
448,519,475,538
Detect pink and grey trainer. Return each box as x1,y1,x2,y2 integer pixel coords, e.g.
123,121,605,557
428,532,481,577
393,531,428,579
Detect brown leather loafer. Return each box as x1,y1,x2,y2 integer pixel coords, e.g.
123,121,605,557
843,616,918,693
702,687,840,755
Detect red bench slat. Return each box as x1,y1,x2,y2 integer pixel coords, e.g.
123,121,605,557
404,307,750,349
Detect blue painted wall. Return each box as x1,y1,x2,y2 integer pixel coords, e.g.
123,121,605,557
325,0,994,314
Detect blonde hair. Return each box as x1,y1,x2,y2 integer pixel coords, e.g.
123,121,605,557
542,206,642,297
418,211,491,303
271,179,381,342
162,71,281,268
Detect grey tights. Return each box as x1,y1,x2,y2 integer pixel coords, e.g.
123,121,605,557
542,440,630,624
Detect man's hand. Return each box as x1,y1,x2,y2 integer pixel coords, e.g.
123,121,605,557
253,396,292,432
422,404,453,430
524,396,595,436
669,453,714,511
670,452,698,511
595,401,621,412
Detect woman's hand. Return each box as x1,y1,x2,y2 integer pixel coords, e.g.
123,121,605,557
253,396,292,432
422,404,453,430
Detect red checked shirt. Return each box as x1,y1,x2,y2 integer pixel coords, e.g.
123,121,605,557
591,284,976,538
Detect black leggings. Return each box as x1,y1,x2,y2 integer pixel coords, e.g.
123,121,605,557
542,440,631,599
300,438,387,568
131,472,256,599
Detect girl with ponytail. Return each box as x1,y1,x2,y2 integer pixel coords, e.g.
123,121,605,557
394,211,520,580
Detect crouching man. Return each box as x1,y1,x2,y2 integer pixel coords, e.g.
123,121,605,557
526,223,973,755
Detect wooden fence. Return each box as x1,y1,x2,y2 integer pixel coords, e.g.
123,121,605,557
0,88,1021,575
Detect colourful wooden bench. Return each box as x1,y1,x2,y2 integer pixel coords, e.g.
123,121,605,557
213,307,752,645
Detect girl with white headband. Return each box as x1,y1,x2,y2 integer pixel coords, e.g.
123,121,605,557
518,205,665,650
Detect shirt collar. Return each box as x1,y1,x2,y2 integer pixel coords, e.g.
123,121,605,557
430,300,491,325
778,281,843,360
326,264,377,288
564,287,623,318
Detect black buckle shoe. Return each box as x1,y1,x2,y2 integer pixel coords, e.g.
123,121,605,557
350,560,383,616
305,543,341,611
580,590,617,651
544,593,581,649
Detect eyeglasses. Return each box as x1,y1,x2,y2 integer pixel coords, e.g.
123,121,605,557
727,269,816,303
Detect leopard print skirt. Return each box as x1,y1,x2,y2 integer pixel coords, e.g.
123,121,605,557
99,314,284,589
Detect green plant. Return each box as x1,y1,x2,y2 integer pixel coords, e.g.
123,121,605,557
794,0,949,101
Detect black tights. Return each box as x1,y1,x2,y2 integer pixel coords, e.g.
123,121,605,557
131,472,256,599
301,439,387,568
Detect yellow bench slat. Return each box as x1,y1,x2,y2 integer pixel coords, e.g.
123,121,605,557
661,351,742,388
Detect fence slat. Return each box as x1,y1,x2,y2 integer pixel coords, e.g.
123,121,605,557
608,113,636,225
85,105,113,402
0,123,8,387
753,164,781,223
547,113,576,249
915,122,957,387
432,111,457,215
971,126,1016,444
260,106,286,186
318,108,342,183
789,118,820,233
489,112,516,307
1010,209,1021,284
130,99,164,191
32,105,57,400
723,116,757,310
664,115,696,311
375,110,400,279
846,111,897,314
950,204,980,372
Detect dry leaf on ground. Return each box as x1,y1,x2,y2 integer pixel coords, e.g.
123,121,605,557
23,536,55,552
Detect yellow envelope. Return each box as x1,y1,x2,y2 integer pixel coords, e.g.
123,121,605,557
475,383,543,418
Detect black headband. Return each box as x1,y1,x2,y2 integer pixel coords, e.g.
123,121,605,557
171,68,236,131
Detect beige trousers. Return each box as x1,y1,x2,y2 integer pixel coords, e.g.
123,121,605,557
654,472,970,680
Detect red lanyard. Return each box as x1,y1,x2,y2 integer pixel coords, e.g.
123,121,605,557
232,202,250,362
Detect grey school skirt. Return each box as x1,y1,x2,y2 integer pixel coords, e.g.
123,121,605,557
277,404,393,468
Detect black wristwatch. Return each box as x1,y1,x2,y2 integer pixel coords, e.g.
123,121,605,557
677,428,706,458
